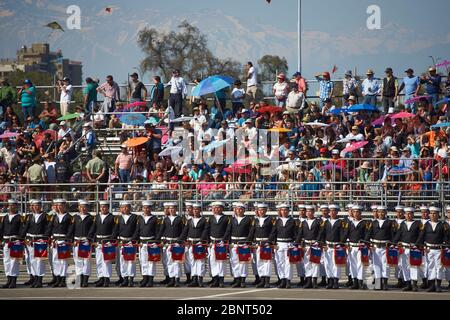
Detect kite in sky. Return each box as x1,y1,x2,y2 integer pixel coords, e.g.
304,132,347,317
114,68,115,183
45,21,64,32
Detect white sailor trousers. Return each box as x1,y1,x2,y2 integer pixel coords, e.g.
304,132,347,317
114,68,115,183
209,245,226,277
256,246,273,277
25,244,46,277
230,245,248,278
73,246,92,276
186,245,206,277
348,247,364,280
324,248,342,279
95,245,113,278
274,242,293,280
139,244,157,276
372,247,390,279
399,249,419,281
304,245,320,278
3,243,20,277
426,249,444,280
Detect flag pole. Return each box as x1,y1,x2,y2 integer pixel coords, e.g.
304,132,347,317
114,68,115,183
297,0,302,73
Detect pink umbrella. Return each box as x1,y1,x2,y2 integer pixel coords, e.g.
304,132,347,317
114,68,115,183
341,141,369,154
372,115,389,126
224,167,251,174
0,132,20,139
124,101,147,110
390,111,416,119
436,60,450,68
404,95,430,105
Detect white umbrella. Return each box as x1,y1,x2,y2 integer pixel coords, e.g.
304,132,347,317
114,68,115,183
304,122,330,127
158,146,182,157
202,139,230,152
166,116,194,123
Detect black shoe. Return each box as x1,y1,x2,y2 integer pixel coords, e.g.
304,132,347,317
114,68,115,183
34,276,43,288
297,277,305,287
160,276,170,285
8,277,17,289
264,277,271,288
277,278,286,289
230,277,238,286
147,276,154,288
120,277,129,287
240,277,246,288
285,280,291,289
252,275,260,286
188,276,199,287
358,280,367,290
198,277,204,288
128,277,134,287
166,277,175,288
219,277,225,288
312,277,319,289
103,278,110,287
420,278,428,289
115,276,124,286
333,278,339,289
304,277,313,289
412,280,418,292
394,278,404,288
318,276,327,287
427,280,436,292
24,275,35,286
210,276,219,288
59,277,67,287
174,278,180,288
382,278,388,291
140,276,149,288
95,278,105,287
184,273,191,285
403,281,412,291
52,276,61,288
345,276,353,287
232,277,241,288
256,277,265,288
47,275,57,286
84,276,90,287
436,280,442,293
2,276,11,289
351,278,359,290
326,278,333,289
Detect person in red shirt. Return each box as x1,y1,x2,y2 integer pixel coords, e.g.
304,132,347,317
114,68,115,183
292,72,307,95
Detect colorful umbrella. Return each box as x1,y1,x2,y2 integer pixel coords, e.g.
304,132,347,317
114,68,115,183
0,132,19,139
372,115,389,126
388,166,414,176
431,122,450,129
436,60,450,68
224,167,251,174
169,116,194,123
306,157,331,162
191,75,234,96
347,104,378,112
119,113,147,126
124,101,147,109
434,97,450,106
144,117,159,126
268,127,291,133
124,137,149,148
158,146,183,157
320,164,343,171
57,113,80,121
33,130,56,149
257,106,283,114
341,141,369,154
304,122,330,127
390,111,416,119
329,108,347,115
404,95,430,105
276,164,301,172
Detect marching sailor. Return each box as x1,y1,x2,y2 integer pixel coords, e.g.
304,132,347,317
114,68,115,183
270,203,298,289
112,201,138,287
204,201,230,288
365,205,396,290
318,204,330,287
393,205,406,288
417,206,449,292
0,199,24,289
133,200,160,287
296,204,323,289
247,203,275,288
322,204,346,289
156,202,185,287
226,202,253,288
21,199,50,288
295,204,307,287
159,202,172,285
343,204,369,290
392,207,422,291
88,200,117,287
72,200,94,287
180,203,208,287
419,205,430,289
183,201,194,285
445,206,450,289
344,203,355,287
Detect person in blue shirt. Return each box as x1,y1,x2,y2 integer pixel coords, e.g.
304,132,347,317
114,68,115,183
420,67,442,109
19,79,36,121
315,71,334,108
150,76,165,108
398,68,420,113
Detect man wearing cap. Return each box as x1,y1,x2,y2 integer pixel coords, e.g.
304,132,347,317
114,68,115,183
365,206,396,290
399,68,420,112
156,202,185,287
247,203,274,288
80,122,96,158
446,206,450,289
180,203,208,287
370,205,379,221
296,205,323,289
112,201,138,287
381,68,398,114
417,207,449,292
133,200,159,287
0,200,24,288
315,71,334,108
393,207,422,291
419,205,430,288
182,202,194,285
321,204,346,289
46,199,74,287
128,72,147,105
273,73,289,107
345,125,364,142
58,77,73,117
72,200,94,287
393,206,406,288
21,199,50,288
292,72,307,95
246,62,258,103
421,67,441,107
295,204,307,287
166,69,187,117
205,201,230,288
270,204,298,289
343,205,369,290
88,200,117,287
317,205,330,287
225,203,253,288
19,79,36,119
342,70,358,103
361,69,381,107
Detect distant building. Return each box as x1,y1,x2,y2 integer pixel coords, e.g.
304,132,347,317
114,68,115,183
0,43,83,85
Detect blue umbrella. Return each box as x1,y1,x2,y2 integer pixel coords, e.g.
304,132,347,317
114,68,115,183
434,97,450,106
191,75,234,96
431,122,450,129
119,113,147,126
347,104,379,112
329,107,348,115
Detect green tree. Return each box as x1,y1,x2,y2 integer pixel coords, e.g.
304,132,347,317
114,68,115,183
137,21,242,81
257,55,289,81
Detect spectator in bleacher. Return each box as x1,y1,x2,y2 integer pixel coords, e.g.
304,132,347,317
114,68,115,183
381,68,398,114
97,75,120,114
361,69,381,107
398,68,421,112
292,71,307,95
128,72,147,107
85,150,108,199
166,69,187,117
342,70,359,103
0,78,17,116
286,85,305,115
83,77,98,114
18,79,36,122
57,77,73,117
79,123,96,157
231,80,245,115
149,76,165,110
115,145,133,184
273,73,289,107
421,67,442,108
315,71,334,109
38,101,58,130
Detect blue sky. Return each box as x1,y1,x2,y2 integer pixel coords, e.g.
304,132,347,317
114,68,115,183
0,0,449,83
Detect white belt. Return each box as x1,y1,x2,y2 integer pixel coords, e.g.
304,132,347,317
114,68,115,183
164,237,178,241
26,233,44,238
74,237,88,241
304,240,317,244
3,235,19,239
96,235,112,239
119,236,132,241
53,233,67,237
256,238,269,241
140,236,155,240
188,238,201,242
372,239,388,244
231,237,247,240
210,236,222,241
277,238,293,242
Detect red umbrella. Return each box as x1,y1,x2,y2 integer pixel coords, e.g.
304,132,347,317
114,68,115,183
371,115,389,126
0,132,20,139
33,129,57,149
257,106,283,114
341,141,368,154
224,167,251,174
390,111,416,119
404,95,430,105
